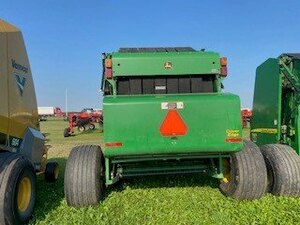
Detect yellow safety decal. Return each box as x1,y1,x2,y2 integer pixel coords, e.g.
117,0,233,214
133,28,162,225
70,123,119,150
251,128,277,134
226,129,240,137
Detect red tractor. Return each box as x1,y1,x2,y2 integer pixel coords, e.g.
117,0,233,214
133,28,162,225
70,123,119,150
63,108,103,137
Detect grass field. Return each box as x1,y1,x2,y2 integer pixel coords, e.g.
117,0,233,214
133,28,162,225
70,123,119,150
29,119,300,225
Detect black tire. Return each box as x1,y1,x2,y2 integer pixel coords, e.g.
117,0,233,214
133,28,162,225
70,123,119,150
77,126,85,132
64,145,105,207
219,141,267,200
64,128,70,137
45,162,59,183
0,152,36,225
99,120,103,133
260,144,300,196
88,124,95,130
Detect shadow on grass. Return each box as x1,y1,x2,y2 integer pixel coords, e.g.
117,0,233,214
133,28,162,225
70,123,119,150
106,173,219,197
30,157,67,224
30,158,219,223
56,128,103,140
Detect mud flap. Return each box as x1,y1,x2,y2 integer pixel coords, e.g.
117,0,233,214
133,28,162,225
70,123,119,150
19,127,45,171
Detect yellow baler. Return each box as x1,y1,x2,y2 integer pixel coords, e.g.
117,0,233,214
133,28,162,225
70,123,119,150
0,19,59,225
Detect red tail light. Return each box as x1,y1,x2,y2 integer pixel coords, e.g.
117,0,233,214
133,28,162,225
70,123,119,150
220,67,228,76
105,68,112,79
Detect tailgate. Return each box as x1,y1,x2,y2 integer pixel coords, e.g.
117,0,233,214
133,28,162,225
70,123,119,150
103,93,242,157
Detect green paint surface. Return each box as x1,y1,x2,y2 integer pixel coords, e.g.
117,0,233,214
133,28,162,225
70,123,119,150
103,93,242,157
111,51,220,76
251,54,300,154
251,58,281,145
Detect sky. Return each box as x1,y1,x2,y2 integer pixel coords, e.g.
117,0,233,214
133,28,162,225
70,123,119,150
2,1,300,111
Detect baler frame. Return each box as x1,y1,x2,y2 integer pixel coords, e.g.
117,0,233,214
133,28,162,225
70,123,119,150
104,154,228,185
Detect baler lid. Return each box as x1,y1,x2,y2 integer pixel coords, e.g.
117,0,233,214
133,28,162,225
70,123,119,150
119,47,196,53
0,19,19,33
282,53,300,59
111,47,220,76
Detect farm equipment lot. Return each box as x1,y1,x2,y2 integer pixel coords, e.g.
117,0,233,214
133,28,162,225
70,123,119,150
30,118,300,225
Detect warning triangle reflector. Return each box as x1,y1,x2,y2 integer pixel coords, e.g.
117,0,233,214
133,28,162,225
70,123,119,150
160,110,188,136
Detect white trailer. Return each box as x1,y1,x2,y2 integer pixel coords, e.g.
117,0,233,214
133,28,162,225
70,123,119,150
38,107,55,121
38,107,55,116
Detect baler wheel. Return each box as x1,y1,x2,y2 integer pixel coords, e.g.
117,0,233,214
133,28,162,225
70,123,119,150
0,152,36,225
88,124,96,130
99,122,103,133
78,126,85,132
64,145,105,207
221,158,231,183
45,162,59,183
260,144,300,196
219,141,267,200
64,128,70,137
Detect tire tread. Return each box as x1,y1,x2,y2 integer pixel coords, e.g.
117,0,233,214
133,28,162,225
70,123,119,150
260,144,300,196
220,141,267,200
64,145,104,207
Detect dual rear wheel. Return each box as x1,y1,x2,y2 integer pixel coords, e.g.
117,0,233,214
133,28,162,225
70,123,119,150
220,141,267,200
260,144,300,196
220,141,300,200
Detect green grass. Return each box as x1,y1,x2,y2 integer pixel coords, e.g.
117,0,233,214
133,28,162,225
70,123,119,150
29,119,300,225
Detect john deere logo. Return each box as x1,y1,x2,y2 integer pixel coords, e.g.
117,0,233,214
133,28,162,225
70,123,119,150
14,73,26,96
164,62,173,69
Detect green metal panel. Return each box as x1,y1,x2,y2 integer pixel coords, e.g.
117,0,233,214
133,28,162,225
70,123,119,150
279,55,300,154
294,107,300,154
103,93,242,158
251,58,281,146
288,59,300,154
111,51,220,76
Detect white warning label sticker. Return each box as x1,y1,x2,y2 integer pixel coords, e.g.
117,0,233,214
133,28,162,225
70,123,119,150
161,102,184,110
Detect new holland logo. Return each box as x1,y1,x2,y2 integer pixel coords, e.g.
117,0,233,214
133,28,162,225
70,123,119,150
14,73,26,96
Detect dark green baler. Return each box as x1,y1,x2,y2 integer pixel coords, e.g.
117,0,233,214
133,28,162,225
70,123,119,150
251,54,300,196
64,48,268,207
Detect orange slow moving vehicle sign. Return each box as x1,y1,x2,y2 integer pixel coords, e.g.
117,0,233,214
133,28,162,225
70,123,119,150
160,110,188,136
